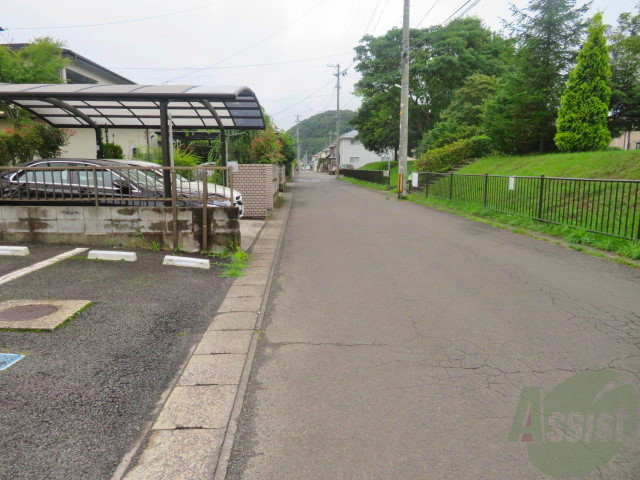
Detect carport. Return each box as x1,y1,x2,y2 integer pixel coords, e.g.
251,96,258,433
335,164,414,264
0,83,266,197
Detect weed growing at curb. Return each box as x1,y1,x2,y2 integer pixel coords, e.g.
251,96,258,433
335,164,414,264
206,241,252,277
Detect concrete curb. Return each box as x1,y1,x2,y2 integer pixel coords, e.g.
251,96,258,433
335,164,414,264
116,184,294,480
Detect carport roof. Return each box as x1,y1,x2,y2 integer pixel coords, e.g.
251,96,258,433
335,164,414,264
0,83,265,130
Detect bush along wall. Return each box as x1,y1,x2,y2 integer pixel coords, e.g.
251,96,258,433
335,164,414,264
415,135,491,172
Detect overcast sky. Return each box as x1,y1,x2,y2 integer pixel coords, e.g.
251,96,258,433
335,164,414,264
2,0,637,131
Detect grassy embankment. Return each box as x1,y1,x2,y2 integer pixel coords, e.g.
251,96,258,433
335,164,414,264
345,151,640,263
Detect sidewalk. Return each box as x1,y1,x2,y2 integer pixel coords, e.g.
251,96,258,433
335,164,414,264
113,192,292,480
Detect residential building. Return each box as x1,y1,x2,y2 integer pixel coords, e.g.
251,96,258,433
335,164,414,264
0,44,153,159
610,131,640,151
337,130,394,169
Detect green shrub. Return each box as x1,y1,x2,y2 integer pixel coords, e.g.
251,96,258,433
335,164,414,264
416,135,491,172
101,142,124,159
0,121,71,165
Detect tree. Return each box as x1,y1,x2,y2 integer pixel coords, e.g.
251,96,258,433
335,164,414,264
0,122,72,165
555,13,612,152
285,110,355,156
279,131,297,175
607,7,640,138
416,74,498,154
0,38,68,126
352,18,512,155
249,128,284,164
483,0,591,154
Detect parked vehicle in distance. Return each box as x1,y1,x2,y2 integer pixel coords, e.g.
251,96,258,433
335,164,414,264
340,164,354,170
329,165,338,175
110,159,244,217
0,159,236,211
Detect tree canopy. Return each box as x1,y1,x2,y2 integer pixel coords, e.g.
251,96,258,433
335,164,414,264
285,110,355,157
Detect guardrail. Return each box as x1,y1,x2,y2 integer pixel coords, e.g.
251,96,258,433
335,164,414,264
341,169,389,186
421,172,640,240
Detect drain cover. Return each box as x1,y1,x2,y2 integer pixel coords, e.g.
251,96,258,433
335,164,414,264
0,304,58,322
0,354,24,371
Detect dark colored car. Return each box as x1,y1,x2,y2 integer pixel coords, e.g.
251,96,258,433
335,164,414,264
340,164,355,170
0,158,233,208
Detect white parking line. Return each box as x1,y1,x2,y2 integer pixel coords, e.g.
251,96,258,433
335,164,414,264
0,248,88,286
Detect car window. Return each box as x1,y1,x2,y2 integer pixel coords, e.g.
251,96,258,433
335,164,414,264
17,162,70,185
74,167,117,188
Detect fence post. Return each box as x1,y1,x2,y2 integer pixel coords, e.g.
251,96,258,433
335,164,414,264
483,173,488,206
537,175,545,219
449,173,454,200
425,172,430,197
171,170,179,250
92,167,99,207
202,169,208,252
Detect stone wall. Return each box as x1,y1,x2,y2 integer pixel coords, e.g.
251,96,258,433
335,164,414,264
0,205,239,252
233,164,280,219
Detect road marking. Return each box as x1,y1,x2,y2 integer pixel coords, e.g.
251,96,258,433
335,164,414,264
0,248,88,286
0,354,24,371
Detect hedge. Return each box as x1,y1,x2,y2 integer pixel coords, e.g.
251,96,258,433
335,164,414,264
415,135,491,172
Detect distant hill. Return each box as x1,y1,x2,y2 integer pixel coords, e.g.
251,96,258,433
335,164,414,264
286,110,356,159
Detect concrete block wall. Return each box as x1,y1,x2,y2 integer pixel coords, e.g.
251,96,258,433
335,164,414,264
0,205,239,252
233,164,278,219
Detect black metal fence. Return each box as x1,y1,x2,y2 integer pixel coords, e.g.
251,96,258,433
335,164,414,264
421,172,640,240
341,169,389,186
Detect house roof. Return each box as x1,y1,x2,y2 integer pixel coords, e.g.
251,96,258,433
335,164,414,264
2,44,135,85
340,130,358,140
0,83,265,130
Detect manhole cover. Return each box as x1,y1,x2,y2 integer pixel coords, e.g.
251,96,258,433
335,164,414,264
0,304,58,322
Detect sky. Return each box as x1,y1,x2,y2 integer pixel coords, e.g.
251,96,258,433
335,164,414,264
2,0,637,131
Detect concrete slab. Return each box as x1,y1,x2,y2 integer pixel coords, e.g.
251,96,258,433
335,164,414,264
225,285,265,298
163,256,210,269
239,219,265,251
233,275,269,286
153,385,237,429
178,354,246,386
217,296,262,313
211,312,259,330
243,266,271,276
87,250,137,262
0,246,29,256
248,259,272,267
0,299,91,331
123,429,225,480
195,330,253,354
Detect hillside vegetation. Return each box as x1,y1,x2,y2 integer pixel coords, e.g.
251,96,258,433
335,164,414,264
286,110,356,158
456,150,640,179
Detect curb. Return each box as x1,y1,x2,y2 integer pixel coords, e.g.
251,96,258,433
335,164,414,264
114,185,294,480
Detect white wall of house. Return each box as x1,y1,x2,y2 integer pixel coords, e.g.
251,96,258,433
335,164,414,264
338,132,394,168
610,131,640,151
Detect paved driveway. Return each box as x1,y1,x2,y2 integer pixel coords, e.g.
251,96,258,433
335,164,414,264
228,171,640,479
0,247,232,480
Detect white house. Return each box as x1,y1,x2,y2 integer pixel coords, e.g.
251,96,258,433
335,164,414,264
337,130,394,169
0,44,153,159
611,131,640,151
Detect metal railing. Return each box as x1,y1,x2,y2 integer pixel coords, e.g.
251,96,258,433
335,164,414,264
341,169,389,185
1,164,234,251
0,165,233,206
422,172,640,240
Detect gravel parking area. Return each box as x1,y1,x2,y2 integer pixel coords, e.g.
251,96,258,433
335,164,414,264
0,246,233,480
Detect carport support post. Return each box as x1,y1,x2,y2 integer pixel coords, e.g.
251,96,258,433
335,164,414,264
95,128,103,159
220,128,228,188
159,99,173,203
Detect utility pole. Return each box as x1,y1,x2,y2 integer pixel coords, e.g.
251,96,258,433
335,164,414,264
398,0,411,198
328,63,347,178
295,114,302,163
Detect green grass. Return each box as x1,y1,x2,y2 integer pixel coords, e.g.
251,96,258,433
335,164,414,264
359,160,415,188
207,242,252,277
457,150,640,179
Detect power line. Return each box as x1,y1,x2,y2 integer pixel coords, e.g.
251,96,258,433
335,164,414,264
371,0,391,35
7,0,234,30
110,52,353,71
416,0,442,28
271,79,336,117
163,0,331,83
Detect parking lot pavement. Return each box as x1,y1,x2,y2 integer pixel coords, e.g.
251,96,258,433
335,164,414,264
0,246,234,480
0,244,72,276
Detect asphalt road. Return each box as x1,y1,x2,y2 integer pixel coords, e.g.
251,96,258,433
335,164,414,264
227,171,640,479
0,248,233,480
